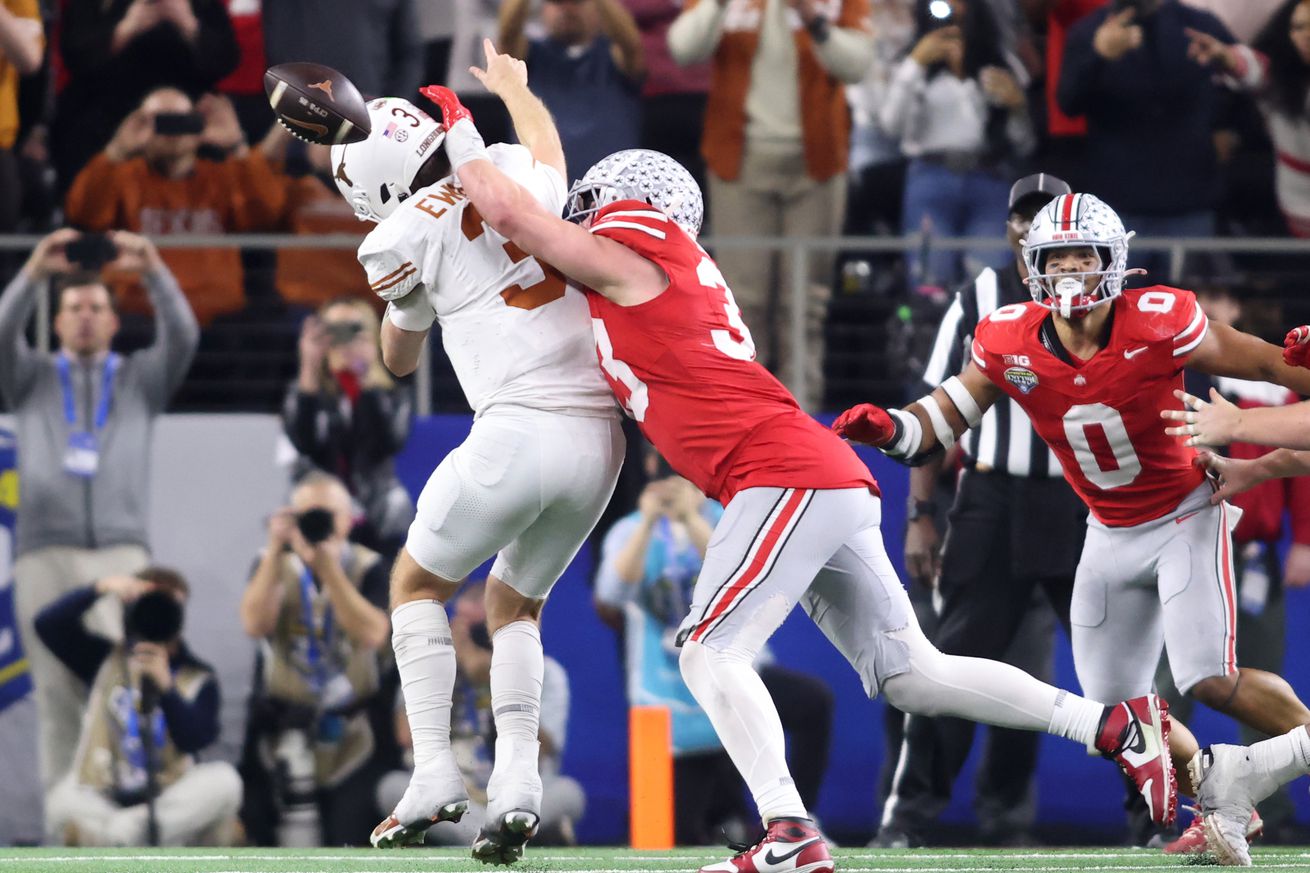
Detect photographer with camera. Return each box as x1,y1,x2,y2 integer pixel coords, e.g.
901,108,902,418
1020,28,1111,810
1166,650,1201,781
64,85,290,324
283,298,415,562
33,567,240,846
0,228,198,807
238,471,393,847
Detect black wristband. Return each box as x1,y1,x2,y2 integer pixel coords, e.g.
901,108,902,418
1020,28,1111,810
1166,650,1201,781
906,498,937,522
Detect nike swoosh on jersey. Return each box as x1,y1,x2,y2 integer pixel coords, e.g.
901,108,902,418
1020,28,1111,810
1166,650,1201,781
1175,511,1201,524
1124,347,1149,359
763,839,821,865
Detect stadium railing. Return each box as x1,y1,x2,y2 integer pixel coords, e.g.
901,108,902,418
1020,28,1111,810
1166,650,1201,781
1,233,1308,415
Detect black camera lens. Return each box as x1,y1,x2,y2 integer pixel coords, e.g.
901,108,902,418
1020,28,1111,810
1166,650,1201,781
125,590,184,643
324,321,365,346
296,507,336,545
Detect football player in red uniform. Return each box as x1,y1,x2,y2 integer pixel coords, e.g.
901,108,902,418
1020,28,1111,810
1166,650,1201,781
835,192,1310,865
421,47,1177,873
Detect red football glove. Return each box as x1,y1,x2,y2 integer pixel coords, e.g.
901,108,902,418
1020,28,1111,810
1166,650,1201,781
832,404,897,446
419,85,474,128
1284,325,1310,369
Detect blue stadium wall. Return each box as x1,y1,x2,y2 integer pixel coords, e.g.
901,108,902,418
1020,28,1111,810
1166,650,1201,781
395,415,1310,844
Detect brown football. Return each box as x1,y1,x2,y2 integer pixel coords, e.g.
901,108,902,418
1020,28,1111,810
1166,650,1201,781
264,62,371,146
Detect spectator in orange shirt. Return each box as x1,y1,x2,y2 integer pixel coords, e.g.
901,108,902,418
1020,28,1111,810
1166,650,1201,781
0,0,43,232
50,0,238,189
261,130,375,312
64,87,287,325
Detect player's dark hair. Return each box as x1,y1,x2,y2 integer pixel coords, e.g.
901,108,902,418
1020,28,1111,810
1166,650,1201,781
136,565,191,599
1254,0,1310,118
412,150,454,191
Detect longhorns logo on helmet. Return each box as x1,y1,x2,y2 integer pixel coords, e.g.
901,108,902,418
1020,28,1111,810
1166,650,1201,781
330,97,447,222
1022,193,1134,318
565,149,704,237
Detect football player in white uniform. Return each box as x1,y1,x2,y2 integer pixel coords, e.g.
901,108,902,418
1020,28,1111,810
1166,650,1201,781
329,46,623,862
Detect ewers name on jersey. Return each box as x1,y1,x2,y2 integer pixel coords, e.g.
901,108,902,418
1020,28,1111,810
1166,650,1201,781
584,200,876,504
357,143,615,418
971,287,1209,527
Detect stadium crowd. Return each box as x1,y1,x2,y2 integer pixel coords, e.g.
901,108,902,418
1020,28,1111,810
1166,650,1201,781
1,0,1310,858
0,0,1307,411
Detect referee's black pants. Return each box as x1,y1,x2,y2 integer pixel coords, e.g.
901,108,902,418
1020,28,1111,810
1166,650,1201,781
881,469,1086,840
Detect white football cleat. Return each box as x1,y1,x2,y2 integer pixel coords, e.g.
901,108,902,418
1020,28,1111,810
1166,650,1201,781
474,739,543,864
471,809,540,865
371,757,469,849
1190,744,1279,867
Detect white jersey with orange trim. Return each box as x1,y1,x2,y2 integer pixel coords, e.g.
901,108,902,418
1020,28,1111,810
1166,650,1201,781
358,144,616,418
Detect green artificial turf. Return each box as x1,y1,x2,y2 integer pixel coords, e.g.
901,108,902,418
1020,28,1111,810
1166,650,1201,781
1,847,1308,873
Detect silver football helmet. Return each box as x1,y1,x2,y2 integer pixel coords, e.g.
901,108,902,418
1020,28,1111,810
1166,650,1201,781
566,149,703,237
1023,192,1134,318
330,97,446,222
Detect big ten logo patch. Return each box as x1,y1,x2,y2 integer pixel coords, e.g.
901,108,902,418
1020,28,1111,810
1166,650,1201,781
1002,354,1031,367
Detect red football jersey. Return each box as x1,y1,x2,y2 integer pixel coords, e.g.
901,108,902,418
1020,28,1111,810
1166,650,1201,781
972,286,1209,527
584,200,876,504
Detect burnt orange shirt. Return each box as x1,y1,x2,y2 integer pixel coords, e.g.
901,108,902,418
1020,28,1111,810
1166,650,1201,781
275,176,377,312
65,151,287,324
0,0,41,150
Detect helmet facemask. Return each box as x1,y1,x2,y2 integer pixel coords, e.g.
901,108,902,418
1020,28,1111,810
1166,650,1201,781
566,180,634,228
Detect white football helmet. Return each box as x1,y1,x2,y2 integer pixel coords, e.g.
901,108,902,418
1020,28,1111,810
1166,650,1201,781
330,97,446,222
566,149,703,237
1022,192,1135,318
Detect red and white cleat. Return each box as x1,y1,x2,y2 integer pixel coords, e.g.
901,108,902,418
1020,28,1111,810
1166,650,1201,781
1095,694,1177,828
699,817,833,873
1164,807,1263,856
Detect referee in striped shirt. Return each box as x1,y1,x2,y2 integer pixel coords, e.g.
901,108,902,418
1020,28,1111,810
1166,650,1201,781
877,174,1089,846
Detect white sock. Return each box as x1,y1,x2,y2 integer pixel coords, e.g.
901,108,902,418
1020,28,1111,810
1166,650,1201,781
680,640,807,822
1048,689,1106,748
1248,725,1310,798
490,620,544,743
391,600,456,769
887,625,1102,745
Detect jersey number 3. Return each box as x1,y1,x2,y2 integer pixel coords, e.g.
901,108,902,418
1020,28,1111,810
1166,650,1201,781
594,256,757,421
462,204,567,310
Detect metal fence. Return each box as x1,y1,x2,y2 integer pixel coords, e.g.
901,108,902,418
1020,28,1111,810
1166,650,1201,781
2,233,1309,414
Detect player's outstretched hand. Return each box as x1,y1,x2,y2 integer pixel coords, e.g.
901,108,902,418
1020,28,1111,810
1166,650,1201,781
832,403,897,446
419,84,474,130
1284,326,1310,369
469,38,528,98
1195,451,1266,505
1161,387,1240,447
